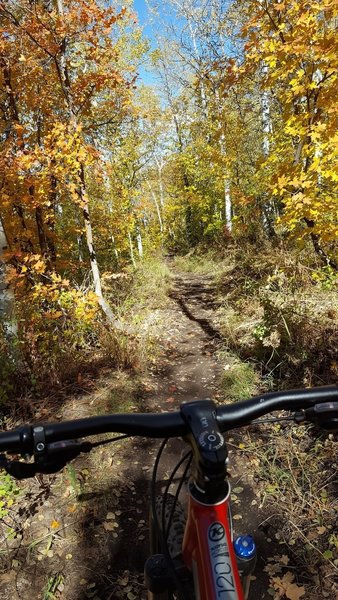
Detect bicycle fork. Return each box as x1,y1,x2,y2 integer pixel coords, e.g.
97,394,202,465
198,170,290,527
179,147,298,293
145,484,256,600
182,482,245,600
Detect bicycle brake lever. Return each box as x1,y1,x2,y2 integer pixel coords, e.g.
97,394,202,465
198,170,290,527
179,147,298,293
0,454,66,479
45,439,92,457
304,402,338,431
0,440,93,480
0,454,39,479
294,411,306,424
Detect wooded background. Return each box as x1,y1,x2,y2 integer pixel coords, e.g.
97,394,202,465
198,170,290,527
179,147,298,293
0,0,337,392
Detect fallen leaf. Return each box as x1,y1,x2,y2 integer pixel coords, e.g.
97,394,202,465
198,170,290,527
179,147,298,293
317,526,326,535
0,571,16,583
103,522,118,531
51,520,60,529
271,572,305,600
11,560,20,568
285,583,305,600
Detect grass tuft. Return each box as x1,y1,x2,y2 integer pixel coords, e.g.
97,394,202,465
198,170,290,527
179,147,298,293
219,355,261,401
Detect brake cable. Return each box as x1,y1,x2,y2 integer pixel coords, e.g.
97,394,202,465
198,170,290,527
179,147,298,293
89,434,131,447
250,415,300,425
163,450,192,539
151,438,187,600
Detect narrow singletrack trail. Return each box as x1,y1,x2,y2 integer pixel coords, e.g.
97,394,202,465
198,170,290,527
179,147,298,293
0,270,275,600
150,271,224,403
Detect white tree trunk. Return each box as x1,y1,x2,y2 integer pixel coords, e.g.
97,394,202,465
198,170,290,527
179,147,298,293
146,179,163,232
0,220,17,334
261,62,275,235
56,0,121,327
219,131,232,231
155,157,165,208
128,232,136,268
137,231,143,258
261,63,271,158
225,180,232,232
111,234,119,261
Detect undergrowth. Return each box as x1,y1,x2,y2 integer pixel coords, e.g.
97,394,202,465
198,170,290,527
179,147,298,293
0,256,171,401
179,243,337,598
241,425,338,599
173,249,226,276
0,471,20,519
218,352,261,401
100,256,171,371
214,243,338,388
210,243,338,599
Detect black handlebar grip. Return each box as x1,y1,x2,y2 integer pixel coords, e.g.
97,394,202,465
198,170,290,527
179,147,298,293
0,429,23,453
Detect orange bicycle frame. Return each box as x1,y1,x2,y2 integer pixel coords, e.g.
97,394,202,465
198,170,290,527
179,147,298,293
183,486,244,600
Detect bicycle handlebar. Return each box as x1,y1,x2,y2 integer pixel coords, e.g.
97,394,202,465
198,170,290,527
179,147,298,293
0,385,337,456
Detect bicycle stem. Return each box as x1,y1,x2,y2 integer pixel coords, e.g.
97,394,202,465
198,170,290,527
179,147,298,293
181,400,230,503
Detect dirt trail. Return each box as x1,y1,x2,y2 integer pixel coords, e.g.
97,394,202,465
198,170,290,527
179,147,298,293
151,272,224,402
0,270,272,600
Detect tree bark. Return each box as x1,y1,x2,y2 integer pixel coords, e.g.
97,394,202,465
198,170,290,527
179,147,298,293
128,232,136,268
225,180,232,232
136,231,143,258
55,0,122,325
154,157,165,209
304,218,337,271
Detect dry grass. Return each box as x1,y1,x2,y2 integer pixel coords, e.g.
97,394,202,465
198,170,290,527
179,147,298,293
214,244,338,388
208,242,338,598
240,424,338,599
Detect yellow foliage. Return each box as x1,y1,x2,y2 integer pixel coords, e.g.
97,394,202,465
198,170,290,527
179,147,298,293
16,275,101,385
235,0,338,255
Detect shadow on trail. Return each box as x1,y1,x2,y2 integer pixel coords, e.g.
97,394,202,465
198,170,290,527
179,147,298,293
171,275,218,307
72,444,190,599
169,290,223,342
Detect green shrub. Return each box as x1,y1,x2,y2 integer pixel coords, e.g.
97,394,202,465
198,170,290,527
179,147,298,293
252,288,337,386
0,471,20,518
0,323,19,404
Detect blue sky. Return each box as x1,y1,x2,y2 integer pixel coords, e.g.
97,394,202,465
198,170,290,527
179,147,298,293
131,0,187,86
133,0,150,30
132,0,158,84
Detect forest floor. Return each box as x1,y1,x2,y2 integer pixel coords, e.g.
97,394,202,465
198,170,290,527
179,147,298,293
0,266,335,600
